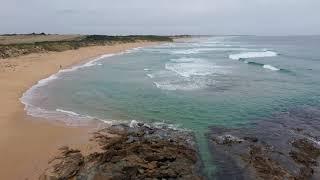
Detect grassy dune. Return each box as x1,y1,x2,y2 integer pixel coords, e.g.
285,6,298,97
0,34,82,45
0,34,174,59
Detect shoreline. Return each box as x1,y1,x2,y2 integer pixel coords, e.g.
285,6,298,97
0,41,161,179
20,46,138,127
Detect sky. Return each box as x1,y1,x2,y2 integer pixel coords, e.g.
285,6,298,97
1,0,320,35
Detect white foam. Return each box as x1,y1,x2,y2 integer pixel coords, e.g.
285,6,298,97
202,43,234,47
201,41,219,45
129,120,139,128
20,105,98,126
171,47,249,55
124,47,142,53
181,42,234,48
56,109,80,116
165,63,211,77
165,59,227,78
152,57,229,91
152,121,182,131
153,76,217,91
229,51,278,60
156,43,178,48
153,81,205,91
170,58,199,63
263,64,280,71
146,74,154,78
171,49,202,55
129,120,188,132
146,70,174,79
306,137,320,146
209,48,249,51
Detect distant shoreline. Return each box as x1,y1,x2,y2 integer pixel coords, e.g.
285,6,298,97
0,34,174,59
0,40,164,179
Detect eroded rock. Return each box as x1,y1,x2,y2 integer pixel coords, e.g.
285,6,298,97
40,146,84,180
41,124,204,180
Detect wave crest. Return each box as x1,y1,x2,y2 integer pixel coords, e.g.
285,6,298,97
56,109,80,116
229,51,278,60
165,58,228,78
263,64,280,71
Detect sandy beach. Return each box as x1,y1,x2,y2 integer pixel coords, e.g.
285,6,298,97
0,41,159,179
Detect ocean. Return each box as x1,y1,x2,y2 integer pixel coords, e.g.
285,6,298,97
21,35,320,176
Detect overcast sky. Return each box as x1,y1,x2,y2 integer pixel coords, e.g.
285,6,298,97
1,0,319,35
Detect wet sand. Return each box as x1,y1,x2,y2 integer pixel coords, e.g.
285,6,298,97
0,42,159,179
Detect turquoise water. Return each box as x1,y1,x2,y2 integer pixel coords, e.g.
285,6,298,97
23,36,320,176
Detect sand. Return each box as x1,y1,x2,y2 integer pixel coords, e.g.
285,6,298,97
0,41,159,179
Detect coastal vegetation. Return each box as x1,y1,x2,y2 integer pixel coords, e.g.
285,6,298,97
0,34,174,59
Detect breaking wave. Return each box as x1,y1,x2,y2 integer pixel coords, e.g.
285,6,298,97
165,58,227,78
146,74,154,78
229,51,278,60
19,106,99,126
56,109,80,116
153,78,215,91
149,57,229,91
171,47,250,55
238,59,281,71
170,58,200,63
263,64,280,71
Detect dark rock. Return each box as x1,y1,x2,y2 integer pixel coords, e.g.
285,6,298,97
42,124,204,179
40,146,84,180
290,150,317,166
126,135,139,143
246,145,293,179
213,134,243,145
243,136,258,143
291,139,320,160
296,167,314,180
289,138,320,169
208,107,320,180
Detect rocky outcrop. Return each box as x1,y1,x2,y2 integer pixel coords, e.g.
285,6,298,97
208,107,320,180
40,147,84,180
40,123,204,180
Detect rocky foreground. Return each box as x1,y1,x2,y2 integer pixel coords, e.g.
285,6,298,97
40,106,320,179
40,123,204,180
208,106,320,180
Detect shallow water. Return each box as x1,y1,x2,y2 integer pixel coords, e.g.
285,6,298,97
22,36,320,176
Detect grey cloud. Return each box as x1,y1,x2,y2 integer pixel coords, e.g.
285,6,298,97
0,0,319,35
